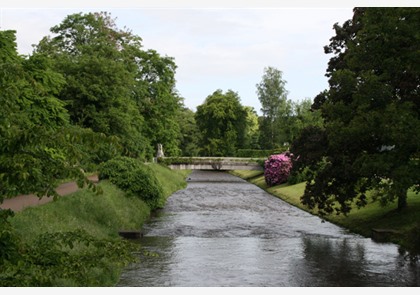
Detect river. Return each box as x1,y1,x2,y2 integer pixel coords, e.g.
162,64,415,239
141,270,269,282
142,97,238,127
117,170,419,287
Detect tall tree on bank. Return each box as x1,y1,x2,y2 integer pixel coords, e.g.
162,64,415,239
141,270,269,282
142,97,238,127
133,49,182,156
0,30,94,201
195,89,247,156
256,66,291,149
35,12,147,160
35,12,183,160
291,7,420,216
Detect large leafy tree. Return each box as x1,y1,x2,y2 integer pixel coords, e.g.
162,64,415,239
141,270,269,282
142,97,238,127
0,30,94,201
256,66,291,149
291,8,420,216
133,49,182,157
35,12,153,160
195,89,247,156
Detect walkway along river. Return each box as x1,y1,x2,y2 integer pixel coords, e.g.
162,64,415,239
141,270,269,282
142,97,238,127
117,170,419,287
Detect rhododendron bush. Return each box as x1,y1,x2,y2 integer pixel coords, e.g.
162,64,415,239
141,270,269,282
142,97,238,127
264,152,293,186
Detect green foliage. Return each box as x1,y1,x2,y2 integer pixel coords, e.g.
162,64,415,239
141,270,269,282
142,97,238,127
10,182,150,240
134,49,183,157
297,8,420,216
0,30,95,201
1,188,140,287
3,165,189,286
256,66,291,149
0,228,137,287
177,107,200,156
99,157,164,210
0,210,19,265
286,98,324,143
243,106,260,149
35,12,156,160
146,163,190,198
195,89,247,156
287,166,311,185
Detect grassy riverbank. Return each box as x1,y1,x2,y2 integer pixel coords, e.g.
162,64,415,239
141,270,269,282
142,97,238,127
230,170,420,257
7,164,191,286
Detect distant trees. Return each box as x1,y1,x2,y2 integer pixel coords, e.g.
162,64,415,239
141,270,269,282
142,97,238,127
192,75,322,157
291,7,420,215
177,107,200,156
256,66,291,149
195,89,247,156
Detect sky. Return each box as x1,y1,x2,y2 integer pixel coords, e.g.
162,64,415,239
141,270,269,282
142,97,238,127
0,1,411,114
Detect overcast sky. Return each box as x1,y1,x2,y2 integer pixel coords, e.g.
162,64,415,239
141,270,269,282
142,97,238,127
0,1,410,114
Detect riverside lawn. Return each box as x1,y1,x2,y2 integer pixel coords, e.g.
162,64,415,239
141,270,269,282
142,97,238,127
230,170,420,258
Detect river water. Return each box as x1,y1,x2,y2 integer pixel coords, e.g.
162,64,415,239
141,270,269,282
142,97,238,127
117,170,419,287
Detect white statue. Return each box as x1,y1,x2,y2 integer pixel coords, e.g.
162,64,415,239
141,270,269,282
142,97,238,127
156,144,165,158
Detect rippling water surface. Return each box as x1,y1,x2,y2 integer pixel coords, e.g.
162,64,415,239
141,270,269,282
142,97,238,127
118,171,419,287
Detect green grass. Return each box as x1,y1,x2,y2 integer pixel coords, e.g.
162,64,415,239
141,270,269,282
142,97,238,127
10,181,151,242
9,164,191,285
231,170,420,253
147,163,191,199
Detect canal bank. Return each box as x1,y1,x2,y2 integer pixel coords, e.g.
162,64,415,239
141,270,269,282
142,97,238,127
3,164,191,286
229,170,420,260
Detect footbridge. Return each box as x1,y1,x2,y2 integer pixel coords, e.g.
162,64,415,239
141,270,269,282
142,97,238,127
158,157,264,171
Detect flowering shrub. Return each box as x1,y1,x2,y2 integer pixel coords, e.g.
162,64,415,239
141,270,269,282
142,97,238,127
264,152,293,186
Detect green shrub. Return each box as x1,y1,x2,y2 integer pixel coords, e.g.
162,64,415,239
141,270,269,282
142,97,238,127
0,227,137,287
99,156,142,181
287,166,312,185
99,157,164,210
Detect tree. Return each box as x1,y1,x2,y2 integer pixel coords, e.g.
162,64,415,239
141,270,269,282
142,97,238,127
195,89,247,156
177,107,200,156
291,8,420,216
133,49,183,157
35,12,153,160
288,98,323,142
243,106,260,149
256,66,291,149
0,30,93,202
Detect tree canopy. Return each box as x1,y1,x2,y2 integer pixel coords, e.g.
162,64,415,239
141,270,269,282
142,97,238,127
0,30,94,202
291,7,420,216
195,89,247,156
0,11,188,200
35,12,183,160
256,66,291,149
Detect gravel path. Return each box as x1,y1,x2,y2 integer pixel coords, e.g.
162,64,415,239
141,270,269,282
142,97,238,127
0,175,99,212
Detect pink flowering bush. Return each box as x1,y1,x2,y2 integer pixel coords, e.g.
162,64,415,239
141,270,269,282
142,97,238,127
264,152,293,186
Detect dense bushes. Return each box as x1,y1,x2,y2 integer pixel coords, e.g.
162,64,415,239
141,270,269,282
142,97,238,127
99,157,164,210
0,227,137,286
264,152,293,186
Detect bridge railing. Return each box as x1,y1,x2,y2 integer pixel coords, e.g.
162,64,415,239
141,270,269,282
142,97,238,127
157,157,265,171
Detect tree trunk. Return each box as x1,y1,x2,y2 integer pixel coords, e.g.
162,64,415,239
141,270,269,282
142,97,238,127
397,187,408,211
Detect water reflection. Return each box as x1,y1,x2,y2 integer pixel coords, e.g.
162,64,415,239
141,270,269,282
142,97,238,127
117,171,420,287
